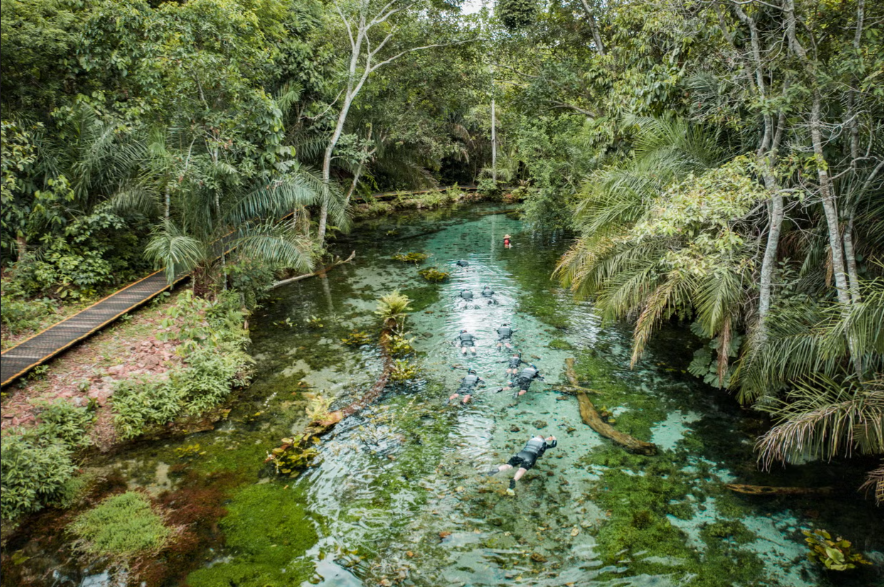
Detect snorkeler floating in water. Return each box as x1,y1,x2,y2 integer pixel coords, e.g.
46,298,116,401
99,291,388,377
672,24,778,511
455,260,470,268
499,352,527,376
448,368,485,405
481,286,498,305
459,289,474,302
453,329,477,355
501,364,544,399
496,323,516,349
484,434,557,495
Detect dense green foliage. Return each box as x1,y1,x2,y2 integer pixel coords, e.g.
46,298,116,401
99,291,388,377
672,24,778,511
113,291,253,440
0,400,94,519
0,433,76,520
1,0,882,523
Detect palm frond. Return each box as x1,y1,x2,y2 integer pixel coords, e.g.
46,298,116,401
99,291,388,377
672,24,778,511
756,374,884,469
144,223,206,283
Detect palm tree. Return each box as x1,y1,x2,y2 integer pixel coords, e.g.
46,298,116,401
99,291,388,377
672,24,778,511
556,117,745,370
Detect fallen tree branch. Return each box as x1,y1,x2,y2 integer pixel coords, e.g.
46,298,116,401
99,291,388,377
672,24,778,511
565,358,657,455
269,250,356,290
549,385,602,395
724,484,834,496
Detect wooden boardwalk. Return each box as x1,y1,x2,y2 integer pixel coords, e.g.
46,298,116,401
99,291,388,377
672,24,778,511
1,271,185,386
0,185,480,387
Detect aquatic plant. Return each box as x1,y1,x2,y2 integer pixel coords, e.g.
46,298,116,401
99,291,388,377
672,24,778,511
267,436,319,477
390,359,420,382
342,330,372,346
802,529,872,571
175,444,206,460
418,267,450,282
392,251,430,263
306,314,324,328
375,290,412,330
305,395,333,422
68,491,175,568
388,334,416,356
186,484,317,586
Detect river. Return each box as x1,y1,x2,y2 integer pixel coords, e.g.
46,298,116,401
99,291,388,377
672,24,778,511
3,203,881,586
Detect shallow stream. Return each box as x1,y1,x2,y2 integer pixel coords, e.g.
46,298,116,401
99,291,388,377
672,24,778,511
4,203,882,587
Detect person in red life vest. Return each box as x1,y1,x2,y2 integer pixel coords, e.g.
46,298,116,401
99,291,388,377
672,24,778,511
503,234,512,248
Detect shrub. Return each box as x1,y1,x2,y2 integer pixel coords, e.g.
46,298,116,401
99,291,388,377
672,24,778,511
0,433,75,520
68,492,172,565
33,399,96,449
112,378,183,441
0,292,57,334
176,343,253,415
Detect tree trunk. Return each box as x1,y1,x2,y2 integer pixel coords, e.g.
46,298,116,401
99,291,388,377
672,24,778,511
810,95,851,307
215,188,227,291
565,358,657,455
491,94,497,183
15,235,27,260
579,0,606,56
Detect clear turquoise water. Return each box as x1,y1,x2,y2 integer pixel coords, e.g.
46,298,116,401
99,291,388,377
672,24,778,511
4,203,881,587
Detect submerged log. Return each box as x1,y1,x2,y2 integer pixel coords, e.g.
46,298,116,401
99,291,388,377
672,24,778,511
724,484,834,496
269,250,356,290
318,329,395,428
565,358,657,456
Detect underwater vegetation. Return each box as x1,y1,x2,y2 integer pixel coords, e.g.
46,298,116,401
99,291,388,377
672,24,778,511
341,330,372,346
388,333,416,356
266,435,320,478
391,251,430,263
68,491,174,570
417,267,450,282
390,359,420,382
185,483,318,587
803,529,872,571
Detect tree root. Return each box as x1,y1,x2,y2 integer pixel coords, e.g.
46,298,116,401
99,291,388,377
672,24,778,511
269,250,356,290
565,358,657,456
724,484,834,496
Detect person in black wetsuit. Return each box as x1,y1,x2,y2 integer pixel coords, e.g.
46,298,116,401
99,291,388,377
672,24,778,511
455,260,470,268
458,289,474,302
499,352,527,376
484,434,557,494
448,368,485,404
502,364,544,398
496,323,516,349
481,286,497,305
453,329,477,355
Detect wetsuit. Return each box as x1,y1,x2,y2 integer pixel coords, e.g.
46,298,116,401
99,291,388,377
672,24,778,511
482,287,495,297
456,332,477,348
496,325,515,342
514,366,542,391
459,290,474,302
508,437,557,470
456,373,484,394
456,260,470,267
500,355,526,370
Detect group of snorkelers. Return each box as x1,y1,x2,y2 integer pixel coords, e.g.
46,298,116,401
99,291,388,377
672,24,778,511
448,255,556,495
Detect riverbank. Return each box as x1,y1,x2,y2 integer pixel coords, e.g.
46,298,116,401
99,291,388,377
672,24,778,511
3,202,879,587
